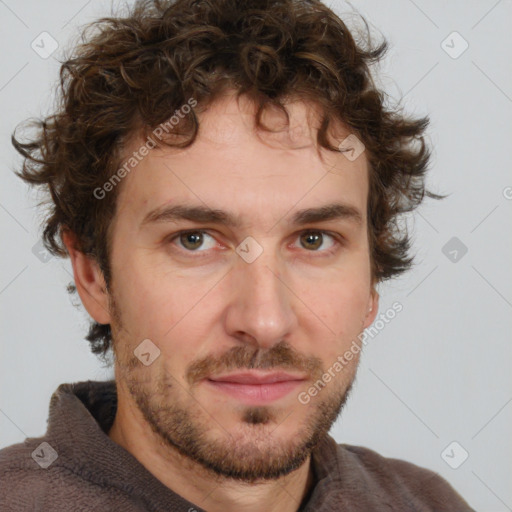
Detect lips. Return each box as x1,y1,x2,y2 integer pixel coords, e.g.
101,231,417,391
209,371,307,385
206,371,307,404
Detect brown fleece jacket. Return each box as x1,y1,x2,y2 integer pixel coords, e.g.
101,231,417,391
0,380,475,511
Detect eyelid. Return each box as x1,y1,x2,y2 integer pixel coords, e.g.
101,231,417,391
165,228,344,256
291,230,342,255
166,229,219,252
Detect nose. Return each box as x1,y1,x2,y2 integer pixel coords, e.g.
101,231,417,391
223,249,298,350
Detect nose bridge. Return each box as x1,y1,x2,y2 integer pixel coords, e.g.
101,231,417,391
225,244,297,347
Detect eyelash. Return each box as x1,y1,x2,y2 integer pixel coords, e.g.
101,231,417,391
165,229,344,258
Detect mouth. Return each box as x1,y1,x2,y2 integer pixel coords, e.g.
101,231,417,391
205,371,307,405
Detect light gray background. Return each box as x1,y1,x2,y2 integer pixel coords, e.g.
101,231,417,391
1,1,511,510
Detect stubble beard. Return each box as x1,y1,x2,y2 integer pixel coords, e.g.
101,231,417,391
109,294,356,483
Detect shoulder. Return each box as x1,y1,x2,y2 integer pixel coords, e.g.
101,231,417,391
0,437,59,509
340,443,449,485
320,440,475,510
0,436,46,475
0,437,142,512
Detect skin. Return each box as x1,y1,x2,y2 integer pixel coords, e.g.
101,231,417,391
63,92,379,512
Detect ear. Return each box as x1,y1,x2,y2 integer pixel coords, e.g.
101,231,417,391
363,288,379,329
62,229,112,325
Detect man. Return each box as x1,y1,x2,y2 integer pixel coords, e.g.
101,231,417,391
0,0,475,510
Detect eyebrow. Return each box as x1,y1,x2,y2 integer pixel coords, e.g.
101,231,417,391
140,202,363,229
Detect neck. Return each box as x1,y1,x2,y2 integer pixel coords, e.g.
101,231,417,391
108,382,315,512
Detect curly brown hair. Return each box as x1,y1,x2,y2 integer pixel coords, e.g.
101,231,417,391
12,0,439,359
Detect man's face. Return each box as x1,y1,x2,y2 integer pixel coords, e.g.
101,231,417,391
106,94,378,481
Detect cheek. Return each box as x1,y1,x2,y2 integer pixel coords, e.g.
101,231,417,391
109,255,170,342
110,257,221,356
297,278,370,367
301,276,370,330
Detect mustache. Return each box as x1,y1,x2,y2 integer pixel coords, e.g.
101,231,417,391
186,340,324,385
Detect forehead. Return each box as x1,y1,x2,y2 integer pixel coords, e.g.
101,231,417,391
113,94,369,229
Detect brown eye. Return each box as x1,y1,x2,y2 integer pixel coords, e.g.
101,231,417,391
175,231,217,251
295,231,339,254
179,232,203,250
166,230,220,258
300,232,324,250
